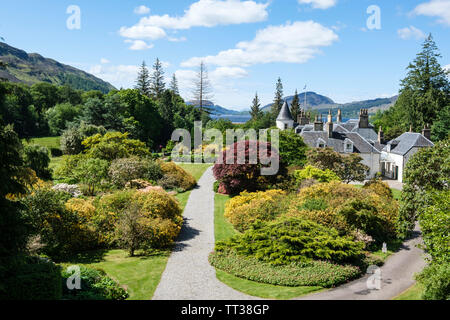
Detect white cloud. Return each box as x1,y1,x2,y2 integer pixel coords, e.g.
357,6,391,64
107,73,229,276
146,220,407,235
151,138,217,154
100,58,110,64
137,0,269,30
444,64,450,72
88,64,139,89
414,0,450,26
134,5,150,15
298,0,337,10
168,36,187,42
119,25,166,40
211,67,248,79
125,40,154,50
181,21,338,68
397,26,427,40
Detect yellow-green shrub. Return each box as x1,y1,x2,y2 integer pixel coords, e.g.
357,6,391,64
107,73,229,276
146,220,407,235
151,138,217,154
286,181,399,243
159,162,196,191
94,189,182,249
224,190,288,232
363,179,393,199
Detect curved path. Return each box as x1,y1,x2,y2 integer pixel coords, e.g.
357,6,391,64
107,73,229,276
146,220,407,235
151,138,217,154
298,224,426,300
153,167,259,300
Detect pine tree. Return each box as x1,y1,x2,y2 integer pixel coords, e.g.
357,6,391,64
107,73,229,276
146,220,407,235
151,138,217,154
150,58,166,100
271,77,284,117
135,61,150,97
399,34,450,130
250,92,262,120
291,89,301,121
170,73,179,95
192,61,213,114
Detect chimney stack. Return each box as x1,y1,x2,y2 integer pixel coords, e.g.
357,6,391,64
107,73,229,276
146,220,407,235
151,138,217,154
337,109,342,123
314,114,323,131
359,109,369,128
422,124,431,140
297,109,309,125
378,126,384,144
326,110,333,138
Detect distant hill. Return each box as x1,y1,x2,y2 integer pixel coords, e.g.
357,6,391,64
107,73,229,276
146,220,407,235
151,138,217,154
186,100,244,116
262,92,335,111
0,42,115,93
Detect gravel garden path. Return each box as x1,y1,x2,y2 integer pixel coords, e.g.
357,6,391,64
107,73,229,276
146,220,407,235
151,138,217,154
152,167,259,300
298,224,427,300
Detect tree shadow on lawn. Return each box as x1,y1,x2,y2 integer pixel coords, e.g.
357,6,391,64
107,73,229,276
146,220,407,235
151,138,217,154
61,249,110,264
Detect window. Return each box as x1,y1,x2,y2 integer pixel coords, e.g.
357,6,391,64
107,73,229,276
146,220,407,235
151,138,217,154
284,124,288,130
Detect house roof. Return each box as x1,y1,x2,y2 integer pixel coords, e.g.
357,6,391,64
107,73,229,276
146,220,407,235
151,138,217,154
300,130,381,154
276,101,293,121
383,132,434,156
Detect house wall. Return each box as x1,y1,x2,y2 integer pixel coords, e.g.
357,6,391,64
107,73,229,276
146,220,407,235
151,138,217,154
360,153,381,178
381,152,405,182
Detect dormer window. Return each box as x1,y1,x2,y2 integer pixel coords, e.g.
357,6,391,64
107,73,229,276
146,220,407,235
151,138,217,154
344,138,353,153
317,138,326,148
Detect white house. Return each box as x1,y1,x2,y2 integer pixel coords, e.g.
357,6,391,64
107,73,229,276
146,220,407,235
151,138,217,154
380,128,434,183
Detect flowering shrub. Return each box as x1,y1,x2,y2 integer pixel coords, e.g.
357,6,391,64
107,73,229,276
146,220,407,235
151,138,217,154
213,141,284,195
363,179,393,199
52,183,82,197
224,190,289,232
287,181,399,244
109,157,147,188
95,189,182,251
158,162,196,191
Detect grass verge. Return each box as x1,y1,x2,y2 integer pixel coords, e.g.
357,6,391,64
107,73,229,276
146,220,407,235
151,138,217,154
61,249,170,300
216,270,322,300
176,163,212,181
393,283,423,300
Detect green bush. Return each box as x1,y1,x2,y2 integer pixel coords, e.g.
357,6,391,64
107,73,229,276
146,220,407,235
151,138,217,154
419,190,449,264
294,165,340,184
338,200,395,245
209,249,361,288
23,144,52,180
417,263,450,300
0,256,62,300
216,217,365,266
50,147,63,157
61,265,128,300
213,181,220,193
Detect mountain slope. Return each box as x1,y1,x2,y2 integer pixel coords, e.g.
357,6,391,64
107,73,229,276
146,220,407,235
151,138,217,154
186,100,243,115
0,42,115,93
262,92,335,111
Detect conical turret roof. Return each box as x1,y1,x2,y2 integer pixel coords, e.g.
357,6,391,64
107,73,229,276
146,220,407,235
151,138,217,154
276,100,293,121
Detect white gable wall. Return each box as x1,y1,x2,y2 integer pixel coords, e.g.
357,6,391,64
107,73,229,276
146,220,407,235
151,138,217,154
359,152,381,179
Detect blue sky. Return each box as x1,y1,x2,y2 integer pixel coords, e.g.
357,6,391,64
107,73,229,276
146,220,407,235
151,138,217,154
0,0,449,110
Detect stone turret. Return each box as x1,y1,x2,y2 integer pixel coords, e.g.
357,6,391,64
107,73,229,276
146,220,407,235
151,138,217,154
359,109,369,128
276,100,294,130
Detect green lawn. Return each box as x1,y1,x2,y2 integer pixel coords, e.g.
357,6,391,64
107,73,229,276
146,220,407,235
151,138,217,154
24,136,61,149
216,270,323,300
212,193,323,299
176,163,212,181
214,194,238,242
23,136,62,171
393,283,423,300
61,249,170,300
